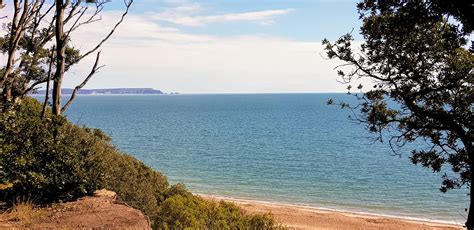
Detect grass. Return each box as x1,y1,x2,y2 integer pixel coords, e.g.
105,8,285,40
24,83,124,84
0,200,43,226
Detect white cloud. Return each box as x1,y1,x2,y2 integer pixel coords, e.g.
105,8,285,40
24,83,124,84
0,4,363,94
163,0,191,4
62,10,365,94
150,5,294,27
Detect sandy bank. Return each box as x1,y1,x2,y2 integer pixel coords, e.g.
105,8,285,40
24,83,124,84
200,195,464,230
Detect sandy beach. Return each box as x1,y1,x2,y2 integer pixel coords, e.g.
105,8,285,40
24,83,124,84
201,195,464,230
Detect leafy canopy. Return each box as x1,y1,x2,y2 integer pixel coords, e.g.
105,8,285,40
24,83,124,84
323,1,473,192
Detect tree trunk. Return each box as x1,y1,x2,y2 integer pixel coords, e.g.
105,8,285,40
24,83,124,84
52,0,65,116
1,0,20,110
2,54,15,107
467,146,474,230
2,84,13,108
467,176,474,230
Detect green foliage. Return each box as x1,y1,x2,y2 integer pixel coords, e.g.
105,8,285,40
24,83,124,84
157,184,278,229
104,151,169,224
324,0,473,193
0,98,106,202
0,97,280,229
324,0,473,227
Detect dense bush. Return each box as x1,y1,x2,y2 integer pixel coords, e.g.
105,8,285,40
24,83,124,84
0,98,280,229
158,184,278,229
103,150,169,223
0,99,107,202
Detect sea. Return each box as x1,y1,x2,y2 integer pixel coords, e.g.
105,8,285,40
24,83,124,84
57,93,467,224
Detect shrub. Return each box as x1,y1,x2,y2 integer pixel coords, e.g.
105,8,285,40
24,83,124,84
0,99,106,202
156,184,279,229
103,152,168,223
0,98,169,217
0,98,280,229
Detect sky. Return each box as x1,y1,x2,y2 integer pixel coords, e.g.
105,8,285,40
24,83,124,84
7,0,365,93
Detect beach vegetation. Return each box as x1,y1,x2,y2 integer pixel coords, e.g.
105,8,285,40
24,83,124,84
158,185,277,229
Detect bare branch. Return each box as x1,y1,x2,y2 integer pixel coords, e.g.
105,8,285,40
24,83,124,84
63,1,82,24
64,2,107,40
41,46,55,119
61,51,104,113
70,0,132,67
64,6,88,38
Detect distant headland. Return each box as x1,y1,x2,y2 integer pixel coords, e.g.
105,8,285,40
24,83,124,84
35,88,166,95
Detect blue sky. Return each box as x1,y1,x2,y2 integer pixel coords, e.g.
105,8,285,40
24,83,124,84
4,0,366,93
117,0,362,41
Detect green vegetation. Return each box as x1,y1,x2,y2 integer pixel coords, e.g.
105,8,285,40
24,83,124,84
157,184,276,229
0,98,280,229
323,1,472,228
0,1,133,116
0,1,279,227
0,98,106,202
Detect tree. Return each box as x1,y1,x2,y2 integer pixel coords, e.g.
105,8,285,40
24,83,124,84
0,0,46,107
323,0,473,228
0,0,133,115
51,0,133,115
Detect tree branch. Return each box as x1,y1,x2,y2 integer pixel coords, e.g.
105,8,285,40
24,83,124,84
41,46,55,119
61,51,104,113
68,0,132,68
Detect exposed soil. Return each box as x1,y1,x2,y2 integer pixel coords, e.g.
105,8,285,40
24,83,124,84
0,189,151,229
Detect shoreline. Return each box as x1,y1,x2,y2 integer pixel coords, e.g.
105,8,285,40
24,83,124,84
198,193,464,229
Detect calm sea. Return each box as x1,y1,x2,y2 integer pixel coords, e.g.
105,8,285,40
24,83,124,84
59,94,467,224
